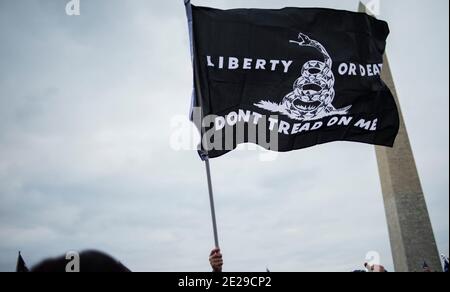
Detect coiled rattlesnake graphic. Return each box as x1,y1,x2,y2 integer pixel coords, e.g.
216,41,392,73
255,33,351,121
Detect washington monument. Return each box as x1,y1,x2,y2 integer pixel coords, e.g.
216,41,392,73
359,2,442,272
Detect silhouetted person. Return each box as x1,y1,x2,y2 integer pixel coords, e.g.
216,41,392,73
422,261,432,273
364,262,388,272
209,248,223,272
30,250,131,273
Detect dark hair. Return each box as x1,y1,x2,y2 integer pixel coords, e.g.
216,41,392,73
31,250,131,273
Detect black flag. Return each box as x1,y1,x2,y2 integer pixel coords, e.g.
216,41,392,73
186,4,400,159
16,252,29,273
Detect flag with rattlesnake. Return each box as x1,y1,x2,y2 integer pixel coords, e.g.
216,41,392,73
255,33,351,121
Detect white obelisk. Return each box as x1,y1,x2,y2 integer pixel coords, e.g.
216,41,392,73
359,2,442,272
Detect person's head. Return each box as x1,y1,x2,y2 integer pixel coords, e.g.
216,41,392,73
422,261,432,273
364,262,386,272
31,250,131,273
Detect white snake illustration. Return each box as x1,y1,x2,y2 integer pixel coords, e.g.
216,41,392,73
255,33,351,121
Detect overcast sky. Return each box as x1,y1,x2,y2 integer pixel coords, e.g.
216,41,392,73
0,0,448,272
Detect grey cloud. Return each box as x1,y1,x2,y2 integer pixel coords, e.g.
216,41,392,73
0,0,448,272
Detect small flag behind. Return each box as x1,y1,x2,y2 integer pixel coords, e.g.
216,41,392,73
16,252,29,273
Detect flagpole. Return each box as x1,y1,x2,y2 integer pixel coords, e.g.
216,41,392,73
205,159,220,248
184,0,220,249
